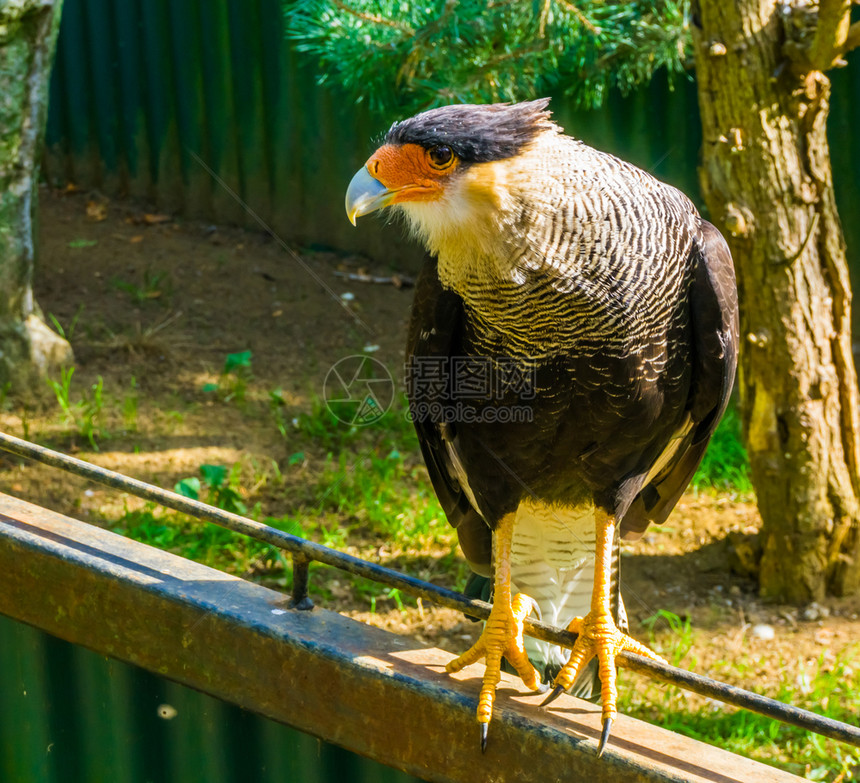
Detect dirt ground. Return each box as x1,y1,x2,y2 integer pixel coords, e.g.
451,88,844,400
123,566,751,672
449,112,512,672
4,187,860,744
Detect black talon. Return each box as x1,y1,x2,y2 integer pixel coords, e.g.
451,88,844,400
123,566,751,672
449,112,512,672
597,717,612,757
540,685,564,707
480,722,488,753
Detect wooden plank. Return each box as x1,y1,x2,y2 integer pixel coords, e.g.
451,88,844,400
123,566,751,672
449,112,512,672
0,492,802,783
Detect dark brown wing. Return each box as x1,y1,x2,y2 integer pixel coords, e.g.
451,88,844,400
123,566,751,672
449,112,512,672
621,219,739,539
406,255,492,572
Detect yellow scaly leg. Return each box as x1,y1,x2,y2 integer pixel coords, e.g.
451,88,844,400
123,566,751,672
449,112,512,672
445,513,543,751
542,510,666,756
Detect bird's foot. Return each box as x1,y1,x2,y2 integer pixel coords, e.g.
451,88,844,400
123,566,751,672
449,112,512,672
542,611,665,756
446,592,543,751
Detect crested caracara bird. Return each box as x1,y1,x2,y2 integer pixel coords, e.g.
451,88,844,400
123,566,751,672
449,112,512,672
345,99,738,754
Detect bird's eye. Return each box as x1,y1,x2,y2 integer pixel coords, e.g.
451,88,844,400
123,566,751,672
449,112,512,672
427,145,455,169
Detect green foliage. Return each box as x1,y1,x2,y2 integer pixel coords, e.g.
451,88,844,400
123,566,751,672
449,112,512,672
642,608,694,666
48,304,85,342
269,387,292,441
46,366,105,449
293,395,362,449
620,613,860,781
316,441,443,539
203,351,254,404
369,586,407,615
175,463,248,514
280,394,446,540
111,269,172,305
48,366,76,422
285,0,690,113
117,503,260,568
224,350,252,374
174,476,202,500
110,396,456,611
691,404,752,493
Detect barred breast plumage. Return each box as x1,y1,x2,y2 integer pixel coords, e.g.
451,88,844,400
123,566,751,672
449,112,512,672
406,132,697,368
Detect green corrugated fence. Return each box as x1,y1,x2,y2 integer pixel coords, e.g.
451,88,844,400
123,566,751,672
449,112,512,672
0,613,421,783
42,0,860,286
43,0,406,262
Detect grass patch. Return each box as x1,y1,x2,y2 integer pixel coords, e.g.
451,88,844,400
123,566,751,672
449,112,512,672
691,404,752,493
620,612,860,781
108,394,458,609
46,366,105,449
107,392,753,606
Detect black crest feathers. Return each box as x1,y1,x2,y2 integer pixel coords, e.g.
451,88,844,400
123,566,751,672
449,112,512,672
384,99,554,163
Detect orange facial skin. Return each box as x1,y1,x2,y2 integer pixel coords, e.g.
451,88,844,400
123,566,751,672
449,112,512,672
364,143,459,204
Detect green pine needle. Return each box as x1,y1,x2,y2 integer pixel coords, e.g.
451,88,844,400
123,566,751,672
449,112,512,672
285,0,691,114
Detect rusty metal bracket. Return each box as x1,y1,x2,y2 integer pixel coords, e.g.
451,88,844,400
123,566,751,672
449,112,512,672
0,431,858,751
0,492,804,782
289,553,314,611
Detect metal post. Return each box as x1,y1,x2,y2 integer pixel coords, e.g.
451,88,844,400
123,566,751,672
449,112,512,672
290,554,314,611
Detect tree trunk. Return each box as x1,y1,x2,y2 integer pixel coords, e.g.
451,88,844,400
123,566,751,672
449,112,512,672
692,0,860,601
0,0,72,389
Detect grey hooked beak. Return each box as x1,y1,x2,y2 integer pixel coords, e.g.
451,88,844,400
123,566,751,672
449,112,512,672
345,166,396,226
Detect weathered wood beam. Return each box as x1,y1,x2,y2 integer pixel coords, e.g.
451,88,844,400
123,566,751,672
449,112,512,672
0,493,802,782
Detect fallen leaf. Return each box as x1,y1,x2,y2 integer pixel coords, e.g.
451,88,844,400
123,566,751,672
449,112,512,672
143,213,172,225
130,235,144,243
86,200,108,221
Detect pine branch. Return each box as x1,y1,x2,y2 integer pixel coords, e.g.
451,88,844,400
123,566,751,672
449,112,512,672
539,0,552,39
284,0,691,115
556,0,601,35
329,0,415,34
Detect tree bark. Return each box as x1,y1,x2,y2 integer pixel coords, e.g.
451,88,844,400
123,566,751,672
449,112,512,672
0,0,72,389
692,0,860,601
